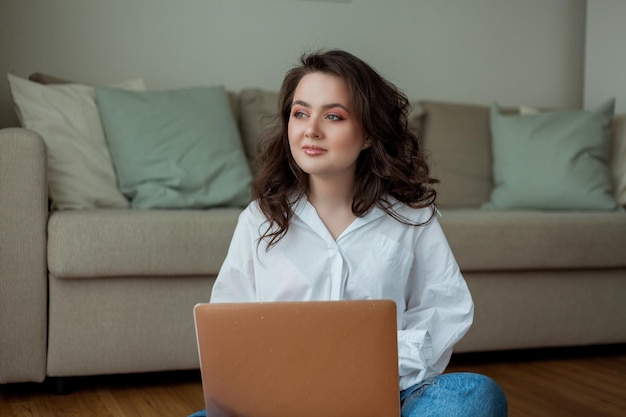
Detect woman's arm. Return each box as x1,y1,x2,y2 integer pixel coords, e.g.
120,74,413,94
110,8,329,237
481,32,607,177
210,207,258,303
397,217,474,390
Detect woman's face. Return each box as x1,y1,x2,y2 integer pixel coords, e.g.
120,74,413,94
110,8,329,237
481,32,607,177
288,72,368,183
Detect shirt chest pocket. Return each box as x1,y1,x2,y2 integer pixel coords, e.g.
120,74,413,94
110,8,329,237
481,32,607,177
345,234,414,299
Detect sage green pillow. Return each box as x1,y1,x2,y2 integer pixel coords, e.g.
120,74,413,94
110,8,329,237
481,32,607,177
96,86,252,209
483,99,617,211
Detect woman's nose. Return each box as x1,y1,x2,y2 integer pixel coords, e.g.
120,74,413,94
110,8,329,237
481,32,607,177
305,119,321,139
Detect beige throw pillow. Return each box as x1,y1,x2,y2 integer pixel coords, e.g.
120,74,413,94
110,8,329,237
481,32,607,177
237,89,280,166
418,101,494,208
8,74,145,209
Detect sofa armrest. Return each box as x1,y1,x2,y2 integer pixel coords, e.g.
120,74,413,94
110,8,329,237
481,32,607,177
0,128,48,383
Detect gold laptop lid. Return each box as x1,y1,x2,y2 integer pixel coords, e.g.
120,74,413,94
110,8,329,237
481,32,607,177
194,300,400,417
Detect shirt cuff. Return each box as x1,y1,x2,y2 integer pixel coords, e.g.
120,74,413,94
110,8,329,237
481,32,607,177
397,329,433,390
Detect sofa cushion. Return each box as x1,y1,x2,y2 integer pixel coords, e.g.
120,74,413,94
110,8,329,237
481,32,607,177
438,209,626,271
610,113,626,207
7,74,145,210
237,88,280,165
96,85,252,209
418,101,493,208
48,209,626,278
484,100,617,211
47,209,242,278
519,107,626,208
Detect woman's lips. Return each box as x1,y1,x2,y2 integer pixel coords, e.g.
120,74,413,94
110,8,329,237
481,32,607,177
302,145,326,156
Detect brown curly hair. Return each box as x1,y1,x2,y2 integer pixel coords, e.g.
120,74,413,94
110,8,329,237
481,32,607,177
253,49,438,248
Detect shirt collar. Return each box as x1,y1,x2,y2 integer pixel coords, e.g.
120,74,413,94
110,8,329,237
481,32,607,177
291,195,394,241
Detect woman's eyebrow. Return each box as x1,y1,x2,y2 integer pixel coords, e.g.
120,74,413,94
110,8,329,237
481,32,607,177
292,100,351,113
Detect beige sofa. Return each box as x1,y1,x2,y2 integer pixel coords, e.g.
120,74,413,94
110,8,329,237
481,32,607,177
1,89,625,387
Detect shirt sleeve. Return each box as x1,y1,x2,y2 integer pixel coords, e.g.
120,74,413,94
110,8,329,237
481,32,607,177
209,206,258,303
397,215,474,390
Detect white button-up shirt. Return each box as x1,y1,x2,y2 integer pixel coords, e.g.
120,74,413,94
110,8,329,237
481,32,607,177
210,197,474,390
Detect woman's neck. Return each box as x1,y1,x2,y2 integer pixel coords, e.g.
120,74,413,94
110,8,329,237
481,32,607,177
308,174,354,208
307,175,356,240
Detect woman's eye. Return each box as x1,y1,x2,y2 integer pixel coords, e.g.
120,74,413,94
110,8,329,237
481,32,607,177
326,114,343,121
293,110,307,119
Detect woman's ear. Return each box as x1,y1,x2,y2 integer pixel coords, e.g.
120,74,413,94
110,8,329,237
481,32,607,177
363,139,372,149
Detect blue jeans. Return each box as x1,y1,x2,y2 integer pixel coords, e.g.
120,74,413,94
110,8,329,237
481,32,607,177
400,372,507,417
188,372,507,417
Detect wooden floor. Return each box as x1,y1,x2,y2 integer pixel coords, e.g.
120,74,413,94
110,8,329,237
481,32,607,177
1,345,625,417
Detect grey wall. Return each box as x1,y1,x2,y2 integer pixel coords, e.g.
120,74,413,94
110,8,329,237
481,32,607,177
585,0,626,114
0,0,587,129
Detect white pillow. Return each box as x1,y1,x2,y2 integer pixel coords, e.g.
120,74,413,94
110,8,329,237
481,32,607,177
8,74,145,209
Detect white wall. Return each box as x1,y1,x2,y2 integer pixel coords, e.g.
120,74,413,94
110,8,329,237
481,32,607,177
0,0,586,129
585,0,626,114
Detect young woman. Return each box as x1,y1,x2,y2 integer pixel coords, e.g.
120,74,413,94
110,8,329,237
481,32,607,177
190,49,507,417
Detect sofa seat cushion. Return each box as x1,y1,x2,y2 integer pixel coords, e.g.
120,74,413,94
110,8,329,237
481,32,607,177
439,209,626,271
48,209,241,278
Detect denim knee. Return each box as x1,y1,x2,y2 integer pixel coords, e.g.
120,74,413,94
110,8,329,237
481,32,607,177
465,373,508,416
401,372,508,417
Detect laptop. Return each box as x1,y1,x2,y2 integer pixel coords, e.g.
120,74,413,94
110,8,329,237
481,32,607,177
193,299,400,417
